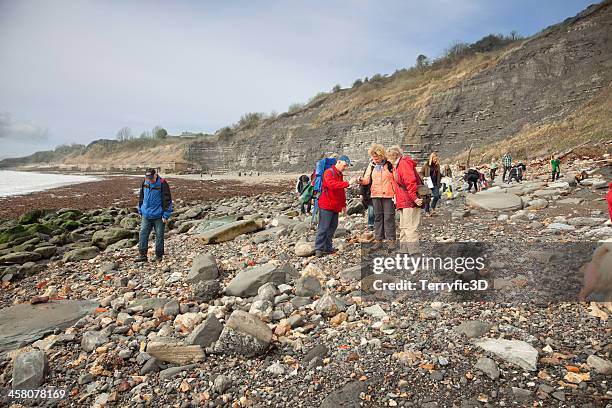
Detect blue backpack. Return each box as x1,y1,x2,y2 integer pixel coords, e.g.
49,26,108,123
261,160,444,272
313,157,337,195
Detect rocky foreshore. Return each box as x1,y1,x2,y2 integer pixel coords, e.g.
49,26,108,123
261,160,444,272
0,156,611,407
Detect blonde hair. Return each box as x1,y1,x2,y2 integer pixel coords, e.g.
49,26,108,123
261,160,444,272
386,145,403,162
368,143,386,160
428,152,439,166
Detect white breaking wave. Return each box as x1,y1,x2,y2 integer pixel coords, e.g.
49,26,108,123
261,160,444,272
0,170,100,197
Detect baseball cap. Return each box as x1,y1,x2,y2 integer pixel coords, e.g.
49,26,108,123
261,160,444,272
338,155,353,166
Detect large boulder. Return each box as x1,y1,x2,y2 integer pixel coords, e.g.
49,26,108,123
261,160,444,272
225,264,286,297
185,314,223,347
12,350,49,389
465,192,523,211
18,209,46,225
195,219,262,244
294,242,315,257
0,251,41,265
186,253,219,283
213,310,272,357
0,300,97,353
92,228,134,249
475,338,538,371
63,246,100,262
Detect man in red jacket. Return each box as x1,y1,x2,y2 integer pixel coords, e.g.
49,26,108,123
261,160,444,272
387,146,423,252
315,155,354,257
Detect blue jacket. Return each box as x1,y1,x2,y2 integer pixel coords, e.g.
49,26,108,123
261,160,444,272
138,176,173,220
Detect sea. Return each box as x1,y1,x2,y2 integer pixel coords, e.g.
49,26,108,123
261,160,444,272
0,170,100,197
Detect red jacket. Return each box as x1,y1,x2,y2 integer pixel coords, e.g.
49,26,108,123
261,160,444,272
394,156,420,209
607,181,612,222
318,165,349,213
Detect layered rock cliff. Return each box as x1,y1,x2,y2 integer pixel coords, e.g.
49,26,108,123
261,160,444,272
186,1,612,172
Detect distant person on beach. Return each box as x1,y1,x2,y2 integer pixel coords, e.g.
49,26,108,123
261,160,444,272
387,146,422,252
441,164,453,196
136,168,173,262
296,174,312,214
501,152,512,182
358,144,396,241
315,155,355,257
421,152,441,216
551,155,561,181
507,163,523,183
490,158,498,181
464,168,480,193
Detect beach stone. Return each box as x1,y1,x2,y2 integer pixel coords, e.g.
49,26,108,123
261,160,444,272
186,253,219,283
18,209,46,225
92,227,134,249
527,198,548,210
295,276,322,297
545,223,575,231
364,304,387,319
557,197,584,205
128,297,169,312
294,242,315,257
454,320,492,338
32,246,57,259
163,299,180,316
465,192,522,211
159,364,196,380
267,362,285,376
81,331,109,352
105,238,137,252
586,355,612,374
63,246,100,262
12,350,49,389
474,357,500,380
225,263,285,297
146,338,205,364
315,293,346,317
0,251,41,265
195,219,262,244
213,310,272,357
340,265,363,281
0,300,97,353
185,314,223,347
320,381,367,408
192,280,221,303
213,374,232,393
566,217,606,227
476,338,538,371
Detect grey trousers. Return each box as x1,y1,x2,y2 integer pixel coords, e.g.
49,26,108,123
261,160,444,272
372,197,396,241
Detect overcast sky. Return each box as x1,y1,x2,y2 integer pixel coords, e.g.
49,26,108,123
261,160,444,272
0,0,596,158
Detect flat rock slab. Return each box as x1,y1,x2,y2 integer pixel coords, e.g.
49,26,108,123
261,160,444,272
466,192,523,211
0,300,97,354
476,338,538,371
195,219,262,244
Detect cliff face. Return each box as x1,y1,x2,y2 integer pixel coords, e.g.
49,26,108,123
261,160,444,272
186,1,612,172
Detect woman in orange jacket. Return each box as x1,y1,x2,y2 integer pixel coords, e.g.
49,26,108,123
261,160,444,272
359,143,396,241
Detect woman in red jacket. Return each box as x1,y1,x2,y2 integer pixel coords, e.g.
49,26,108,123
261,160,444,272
387,146,423,251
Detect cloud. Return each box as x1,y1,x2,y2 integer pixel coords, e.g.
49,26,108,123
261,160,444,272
0,112,49,141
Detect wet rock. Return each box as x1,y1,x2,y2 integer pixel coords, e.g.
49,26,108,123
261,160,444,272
213,310,272,357
186,253,219,283
476,338,538,371
185,314,223,347
225,263,286,297
0,251,42,265
12,350,49,389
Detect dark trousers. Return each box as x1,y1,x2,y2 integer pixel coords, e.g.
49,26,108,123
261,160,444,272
301,200,312,214
315,209,338,252
552,170,560,181
372,198,396,240
502,166,511,182
468,180,478,193
424,186,441,213
139,217,165,258
490,168,497,181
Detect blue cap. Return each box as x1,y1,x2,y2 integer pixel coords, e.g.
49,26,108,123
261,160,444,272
338,155,353,166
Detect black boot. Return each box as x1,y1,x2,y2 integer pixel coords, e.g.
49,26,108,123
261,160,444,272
135,254,148,262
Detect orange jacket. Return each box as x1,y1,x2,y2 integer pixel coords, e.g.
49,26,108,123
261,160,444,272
362,161,395,199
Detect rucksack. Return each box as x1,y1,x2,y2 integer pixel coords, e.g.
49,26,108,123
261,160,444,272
313,157,337,195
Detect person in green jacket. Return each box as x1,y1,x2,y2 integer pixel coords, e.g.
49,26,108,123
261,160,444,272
551,155,561,181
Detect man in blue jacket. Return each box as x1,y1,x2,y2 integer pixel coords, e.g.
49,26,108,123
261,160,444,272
136,168,173,262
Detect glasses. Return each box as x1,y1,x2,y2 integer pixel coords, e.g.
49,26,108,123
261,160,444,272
145,174,153,178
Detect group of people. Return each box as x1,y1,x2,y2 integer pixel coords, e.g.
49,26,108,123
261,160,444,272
296,145,428,257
